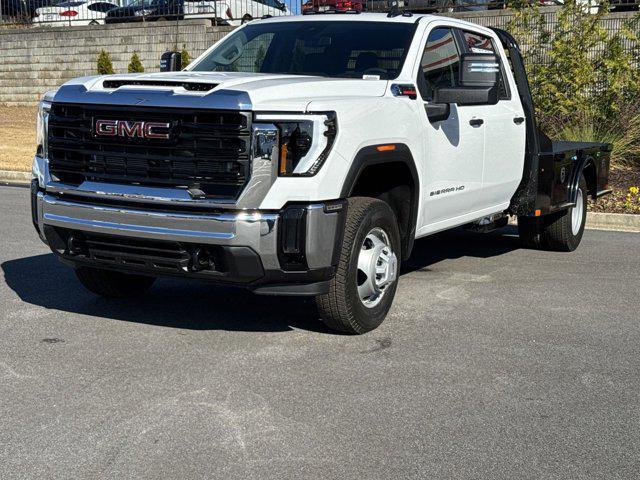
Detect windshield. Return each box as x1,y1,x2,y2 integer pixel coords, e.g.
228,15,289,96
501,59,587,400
191,21,416,80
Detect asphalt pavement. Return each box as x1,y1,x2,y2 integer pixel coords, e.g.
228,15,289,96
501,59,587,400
1,184,639,479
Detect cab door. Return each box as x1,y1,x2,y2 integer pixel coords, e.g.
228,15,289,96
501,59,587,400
458,29,526,209
416,26,487,228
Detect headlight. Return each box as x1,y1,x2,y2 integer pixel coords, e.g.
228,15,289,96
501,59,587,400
253,112,336,176
36,95,53,158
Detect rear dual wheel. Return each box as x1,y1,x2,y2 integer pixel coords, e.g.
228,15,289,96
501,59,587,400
518,174,588,252
316,197,400,334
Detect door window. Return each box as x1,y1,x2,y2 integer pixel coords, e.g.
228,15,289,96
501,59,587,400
88,2,117,12
460,30,510,100
419,27,461,101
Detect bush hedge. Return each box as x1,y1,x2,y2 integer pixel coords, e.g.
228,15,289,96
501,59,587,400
508,1,640,168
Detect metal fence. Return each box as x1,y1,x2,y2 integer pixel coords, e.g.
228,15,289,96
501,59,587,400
364,0,639,14
0,0,296,27
0,0,638,29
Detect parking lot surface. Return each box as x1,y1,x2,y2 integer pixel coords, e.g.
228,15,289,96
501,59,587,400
1,184,639,479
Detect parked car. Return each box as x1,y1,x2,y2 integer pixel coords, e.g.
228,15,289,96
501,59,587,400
187,0,289,24
104,0,180,22
302,0,364,13
33,0,118,25
105,0,288,25
1,0,59,21
32,14,612,334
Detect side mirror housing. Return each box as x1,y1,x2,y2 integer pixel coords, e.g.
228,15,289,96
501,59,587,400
160,51,182,72
459,53,500,88
425,103,450,123
433,86,498,106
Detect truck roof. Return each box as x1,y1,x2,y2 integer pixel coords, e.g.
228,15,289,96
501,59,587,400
258,12,437,25
256,12,494,34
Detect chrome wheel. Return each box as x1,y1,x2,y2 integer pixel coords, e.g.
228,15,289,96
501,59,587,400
357,227,398,308
572,189,584,235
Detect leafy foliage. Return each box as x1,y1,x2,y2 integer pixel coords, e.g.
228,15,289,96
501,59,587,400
127,52,144,73
508,2,640,167
96,50,114,75
180,48,191,68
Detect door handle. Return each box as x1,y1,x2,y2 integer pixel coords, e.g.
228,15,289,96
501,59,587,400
469,118,484,127
513,117,525,125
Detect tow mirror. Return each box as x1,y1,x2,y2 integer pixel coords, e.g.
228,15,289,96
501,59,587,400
460,53,500,88
160,51,182,72
425,103,450,123
433,86,498,106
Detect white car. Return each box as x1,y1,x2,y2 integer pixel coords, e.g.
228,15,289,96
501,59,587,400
183,0,290,25
34,0,118,26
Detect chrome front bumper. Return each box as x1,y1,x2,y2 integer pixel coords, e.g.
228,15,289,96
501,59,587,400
33,190,345,292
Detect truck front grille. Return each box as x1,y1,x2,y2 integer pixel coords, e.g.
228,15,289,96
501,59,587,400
47,103,252,199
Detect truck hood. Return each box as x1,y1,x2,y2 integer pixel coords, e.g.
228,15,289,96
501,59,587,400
52,71,390,112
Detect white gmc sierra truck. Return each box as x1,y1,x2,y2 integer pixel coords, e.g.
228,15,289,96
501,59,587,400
31,12,611,334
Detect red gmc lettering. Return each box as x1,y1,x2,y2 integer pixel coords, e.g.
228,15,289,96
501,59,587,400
94,120,171,139
144,122,171,139
94,119,118,136
118,121,144,138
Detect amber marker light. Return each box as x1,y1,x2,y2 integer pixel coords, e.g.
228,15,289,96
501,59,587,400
376,145,396,152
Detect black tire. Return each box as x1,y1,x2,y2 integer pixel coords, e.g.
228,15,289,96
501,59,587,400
75,267,156,298
241,14,252,24
316,197,401,334
518,174,587,252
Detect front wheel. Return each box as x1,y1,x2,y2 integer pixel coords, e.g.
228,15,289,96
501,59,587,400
316,197,401,334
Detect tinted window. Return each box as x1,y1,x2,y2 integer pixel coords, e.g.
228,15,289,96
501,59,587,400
88,2,116,11
192,21,415,80
419,27,460,101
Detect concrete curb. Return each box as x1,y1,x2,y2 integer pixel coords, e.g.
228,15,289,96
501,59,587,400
0,170,30,185
1,170,638,232
586,212,640,233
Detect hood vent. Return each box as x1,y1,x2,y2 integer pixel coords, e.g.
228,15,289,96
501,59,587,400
102,80,218,92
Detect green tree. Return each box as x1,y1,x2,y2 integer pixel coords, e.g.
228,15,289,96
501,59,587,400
127,52,144,73
508,1,640,167
97,50,114,75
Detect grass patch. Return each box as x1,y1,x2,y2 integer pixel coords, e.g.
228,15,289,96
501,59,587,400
0,106,37,172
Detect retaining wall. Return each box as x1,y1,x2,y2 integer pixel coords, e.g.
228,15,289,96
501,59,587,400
0,20,233,105
0,9,638,106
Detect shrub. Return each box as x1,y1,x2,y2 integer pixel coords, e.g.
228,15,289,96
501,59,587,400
97,50,114,75
545,107,640,167
180,48,191,68
127,52,144,73
508,1,640,167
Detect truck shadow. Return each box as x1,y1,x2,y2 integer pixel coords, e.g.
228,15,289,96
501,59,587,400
2,226,520,333
402,225,521,275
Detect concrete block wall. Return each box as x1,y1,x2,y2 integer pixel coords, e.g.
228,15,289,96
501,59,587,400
0,20,234,105
0,9,637,106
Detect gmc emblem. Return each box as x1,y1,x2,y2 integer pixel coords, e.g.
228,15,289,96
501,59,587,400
94,119,171,139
